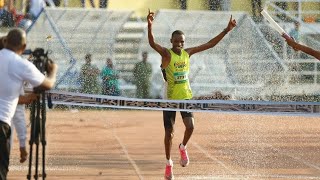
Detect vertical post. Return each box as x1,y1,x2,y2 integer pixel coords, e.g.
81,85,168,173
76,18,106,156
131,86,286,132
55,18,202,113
298,0,302,21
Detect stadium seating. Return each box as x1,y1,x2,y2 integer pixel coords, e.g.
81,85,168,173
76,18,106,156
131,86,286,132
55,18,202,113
26,7,320,99
27,8,133,91
140,9,286,98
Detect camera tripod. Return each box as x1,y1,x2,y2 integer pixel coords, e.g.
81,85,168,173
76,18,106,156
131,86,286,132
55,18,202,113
26,50,52,180
27,91,47,180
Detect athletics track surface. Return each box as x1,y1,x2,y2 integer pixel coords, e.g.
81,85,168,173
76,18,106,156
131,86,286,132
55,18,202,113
8,110,320,180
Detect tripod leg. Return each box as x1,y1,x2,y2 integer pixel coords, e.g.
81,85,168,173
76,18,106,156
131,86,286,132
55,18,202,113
27,92,48,180
27,102,36,180
34,100,41,180
41,93,47,180
34,141,39,180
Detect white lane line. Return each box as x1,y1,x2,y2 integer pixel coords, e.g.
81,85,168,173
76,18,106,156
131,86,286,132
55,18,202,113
113,131,144,180
191,142,236,174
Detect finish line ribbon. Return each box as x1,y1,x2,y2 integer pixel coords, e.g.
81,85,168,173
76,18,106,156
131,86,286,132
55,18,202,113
48,90,320,115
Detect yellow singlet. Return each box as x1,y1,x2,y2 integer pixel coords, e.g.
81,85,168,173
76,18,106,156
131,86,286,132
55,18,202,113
164,49,192,100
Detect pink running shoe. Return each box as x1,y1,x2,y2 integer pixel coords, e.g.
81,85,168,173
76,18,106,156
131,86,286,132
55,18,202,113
164,164,174,180
179,144,189,167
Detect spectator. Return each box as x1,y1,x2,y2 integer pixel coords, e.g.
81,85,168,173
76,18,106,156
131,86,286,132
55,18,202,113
251,0,262,22
99,0,108,8
17,17,33,31
208,0,221,11
5,0,32,30
179,0,187,10
78,53,100,94
80,0,95,8
10,87,38,164
26,0,45,20
0,0,15,27
100,58,120,96
133,52,152,99
0,28,57,179
53,0,61,6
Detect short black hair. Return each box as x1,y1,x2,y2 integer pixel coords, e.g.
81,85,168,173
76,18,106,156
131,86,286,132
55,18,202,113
6,28,26,49
171,30,184,38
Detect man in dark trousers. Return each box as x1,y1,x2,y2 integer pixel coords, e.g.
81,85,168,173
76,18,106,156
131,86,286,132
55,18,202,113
147,9,236,180
0,28,58,179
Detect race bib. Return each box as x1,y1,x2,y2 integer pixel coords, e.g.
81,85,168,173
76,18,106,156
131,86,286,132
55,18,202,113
174,72,188,84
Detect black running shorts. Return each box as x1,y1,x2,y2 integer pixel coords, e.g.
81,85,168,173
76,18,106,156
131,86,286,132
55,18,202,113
163,111,193,129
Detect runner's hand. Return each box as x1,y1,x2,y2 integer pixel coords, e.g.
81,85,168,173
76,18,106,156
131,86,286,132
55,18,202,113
147,9,155,26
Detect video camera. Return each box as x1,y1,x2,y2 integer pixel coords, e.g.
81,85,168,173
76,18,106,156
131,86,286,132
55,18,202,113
23,48,52,74
23,48,53,107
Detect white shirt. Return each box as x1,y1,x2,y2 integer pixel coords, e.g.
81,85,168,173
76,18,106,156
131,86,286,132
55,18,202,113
11,104,27,147
0,49,45,126
29,0,45,17
10,87,27,148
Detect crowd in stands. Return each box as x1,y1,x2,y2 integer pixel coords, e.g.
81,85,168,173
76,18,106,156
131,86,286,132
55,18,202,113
0,0,43,30
0,0,110,30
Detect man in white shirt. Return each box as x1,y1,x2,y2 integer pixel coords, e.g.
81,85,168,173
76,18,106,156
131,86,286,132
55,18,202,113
1,35,37,167
10,86,37,164
27,0,56,20
28,0,45,20
0,28,58,180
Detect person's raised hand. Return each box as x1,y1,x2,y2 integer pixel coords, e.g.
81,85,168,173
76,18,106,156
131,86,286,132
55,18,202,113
147,8,155,26
225,15,237,32
283,35,298,51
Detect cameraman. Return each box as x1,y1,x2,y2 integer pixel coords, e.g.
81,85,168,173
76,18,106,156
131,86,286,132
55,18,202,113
10,86,37,163
0,28,58,180
0,35,37,172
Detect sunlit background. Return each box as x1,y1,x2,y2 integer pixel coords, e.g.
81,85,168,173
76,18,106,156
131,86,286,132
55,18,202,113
8,0,320,101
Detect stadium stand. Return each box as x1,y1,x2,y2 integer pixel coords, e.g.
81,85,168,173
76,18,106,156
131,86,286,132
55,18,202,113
140,9,286,99
26,8,133,93
24,3,320,100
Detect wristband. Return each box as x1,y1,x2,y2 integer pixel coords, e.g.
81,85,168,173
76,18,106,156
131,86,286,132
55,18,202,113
223,28,228,35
